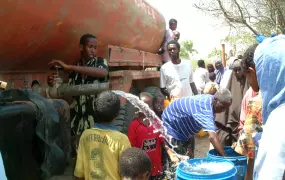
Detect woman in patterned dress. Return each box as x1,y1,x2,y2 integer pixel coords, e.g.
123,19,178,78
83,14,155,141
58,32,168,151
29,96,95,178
232,44,261,180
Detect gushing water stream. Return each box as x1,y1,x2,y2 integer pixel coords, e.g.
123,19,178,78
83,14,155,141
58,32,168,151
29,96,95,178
112,90,188,160
113,90,223,177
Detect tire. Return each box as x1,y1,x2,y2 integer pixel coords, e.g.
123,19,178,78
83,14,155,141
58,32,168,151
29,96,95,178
113,88,140,134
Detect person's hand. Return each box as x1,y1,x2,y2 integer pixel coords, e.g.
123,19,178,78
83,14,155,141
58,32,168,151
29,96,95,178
187,150,194,159
158,48,165,55
167,95,171,101
168,94,174,101
169,154,180,164
231,142,237,149
48,60,70,70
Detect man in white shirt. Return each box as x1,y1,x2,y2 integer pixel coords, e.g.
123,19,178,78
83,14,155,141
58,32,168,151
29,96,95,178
160,40,198,100
161,19,178,63
193,60,209,94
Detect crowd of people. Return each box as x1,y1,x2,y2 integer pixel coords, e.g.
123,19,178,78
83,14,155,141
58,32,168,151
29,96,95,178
44,19,232,180
120,23,285,180
1,17,283,180
58,19,230,180
45,19,285,180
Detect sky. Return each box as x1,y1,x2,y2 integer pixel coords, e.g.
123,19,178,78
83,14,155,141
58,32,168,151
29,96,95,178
145,0,230,59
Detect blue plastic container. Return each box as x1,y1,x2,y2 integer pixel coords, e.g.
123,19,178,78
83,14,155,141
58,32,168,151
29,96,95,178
176,158,237,180
0,152,7,180
207,146,247,180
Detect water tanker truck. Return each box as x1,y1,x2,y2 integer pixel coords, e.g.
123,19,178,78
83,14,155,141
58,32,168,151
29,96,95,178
0,0,166,179
0,0,166,131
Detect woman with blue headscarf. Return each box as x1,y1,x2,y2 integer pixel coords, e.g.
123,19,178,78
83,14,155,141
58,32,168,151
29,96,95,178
253,35,285,180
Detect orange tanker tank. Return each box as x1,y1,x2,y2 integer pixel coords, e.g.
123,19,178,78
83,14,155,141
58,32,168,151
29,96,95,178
0,0,166,72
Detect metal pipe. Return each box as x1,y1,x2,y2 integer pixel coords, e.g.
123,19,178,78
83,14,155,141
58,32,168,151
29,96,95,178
48,82,110,99
221,44,226,67
276,10,279,34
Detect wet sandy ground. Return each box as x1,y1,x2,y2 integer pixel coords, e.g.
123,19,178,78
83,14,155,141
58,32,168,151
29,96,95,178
50,135,210,180
194,135,210,158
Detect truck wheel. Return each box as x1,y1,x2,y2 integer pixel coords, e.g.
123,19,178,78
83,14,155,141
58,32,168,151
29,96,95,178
113,88,140,134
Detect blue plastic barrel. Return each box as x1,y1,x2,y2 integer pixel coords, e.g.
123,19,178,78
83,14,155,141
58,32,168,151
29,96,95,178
176,158,237,180
0,152,7,180
207,146,247,180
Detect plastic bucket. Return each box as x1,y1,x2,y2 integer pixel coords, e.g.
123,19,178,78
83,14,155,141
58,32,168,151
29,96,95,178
0,152,7,180
176,158,237,180
195,129,208,137
207,146,247,180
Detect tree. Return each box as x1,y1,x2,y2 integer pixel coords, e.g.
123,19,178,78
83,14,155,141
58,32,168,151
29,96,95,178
180,40,198,59
194,0,285,35
208,48,222,58
224,32,256,55
208,32,255,60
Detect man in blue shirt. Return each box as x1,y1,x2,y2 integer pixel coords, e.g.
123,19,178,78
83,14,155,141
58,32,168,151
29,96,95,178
162,88,232,158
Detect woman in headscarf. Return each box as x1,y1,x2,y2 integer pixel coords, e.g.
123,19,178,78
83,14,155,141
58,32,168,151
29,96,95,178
214,58,250,146
253,35,285,180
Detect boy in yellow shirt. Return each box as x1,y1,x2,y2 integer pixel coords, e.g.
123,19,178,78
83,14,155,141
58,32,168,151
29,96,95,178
74,91,131,180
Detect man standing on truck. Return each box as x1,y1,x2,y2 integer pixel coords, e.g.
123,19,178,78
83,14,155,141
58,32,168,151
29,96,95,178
159,19,178,63
47,34,108,151
160,40,198,163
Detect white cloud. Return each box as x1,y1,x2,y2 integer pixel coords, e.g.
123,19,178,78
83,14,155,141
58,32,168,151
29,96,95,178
146,0,230,58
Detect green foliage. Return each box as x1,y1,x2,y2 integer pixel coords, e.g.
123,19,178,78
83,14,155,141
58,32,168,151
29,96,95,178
224,32,256,46
208,48,222,58
224,32,256,54
180,40,198,59
194,0,285,35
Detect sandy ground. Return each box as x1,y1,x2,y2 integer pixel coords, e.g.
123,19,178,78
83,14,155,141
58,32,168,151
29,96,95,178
194,135,210,158
50,135,210,180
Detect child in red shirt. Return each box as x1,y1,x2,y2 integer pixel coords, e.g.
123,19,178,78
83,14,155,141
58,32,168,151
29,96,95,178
128,92,178,180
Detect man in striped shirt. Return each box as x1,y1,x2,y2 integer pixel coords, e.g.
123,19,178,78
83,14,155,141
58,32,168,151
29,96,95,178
162,88,232,158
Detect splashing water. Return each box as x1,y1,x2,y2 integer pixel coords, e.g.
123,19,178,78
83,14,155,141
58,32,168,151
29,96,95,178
181,161,233,175
112,90,188,161
113,91,235,177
